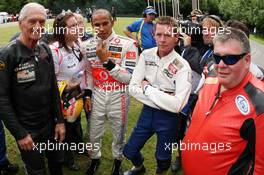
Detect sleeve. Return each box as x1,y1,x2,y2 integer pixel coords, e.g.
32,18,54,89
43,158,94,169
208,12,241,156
128,53,159,109
80,42,93,97
42,44,64,124
253,114,264,174
127,20,141,33
105,40,139,84
249,62,264,81
182,46,203,74
144,66,192,113
83,59,93,97
0,50,28,140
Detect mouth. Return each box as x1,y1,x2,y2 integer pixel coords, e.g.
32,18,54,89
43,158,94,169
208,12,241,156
218,72,229,77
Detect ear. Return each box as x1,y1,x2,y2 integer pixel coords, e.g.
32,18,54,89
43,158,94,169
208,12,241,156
245,53,251,68
110,19,114,27
18,20,22,30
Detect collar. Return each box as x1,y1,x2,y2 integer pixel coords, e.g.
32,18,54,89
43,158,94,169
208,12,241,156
156,48,178,62
220,71,252,96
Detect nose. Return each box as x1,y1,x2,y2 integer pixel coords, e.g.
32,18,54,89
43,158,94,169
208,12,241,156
217,59,227,68
98,24,104,32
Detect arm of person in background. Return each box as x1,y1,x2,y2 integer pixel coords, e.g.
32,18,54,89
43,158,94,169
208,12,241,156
123,20,142,47
83,58,93,113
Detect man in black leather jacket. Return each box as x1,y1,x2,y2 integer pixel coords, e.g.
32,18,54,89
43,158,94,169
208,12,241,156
0,3,65,175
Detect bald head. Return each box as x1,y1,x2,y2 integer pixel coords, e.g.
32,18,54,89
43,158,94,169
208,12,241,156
92,9,112,23
19,3,46,21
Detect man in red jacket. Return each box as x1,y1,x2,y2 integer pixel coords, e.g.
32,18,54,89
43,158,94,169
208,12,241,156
182,28,264,175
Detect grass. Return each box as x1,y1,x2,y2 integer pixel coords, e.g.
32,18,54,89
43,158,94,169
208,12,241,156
1,17,182,175
250,34,264,45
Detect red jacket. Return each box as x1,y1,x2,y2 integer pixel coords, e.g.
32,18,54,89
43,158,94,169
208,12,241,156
182,72,264,175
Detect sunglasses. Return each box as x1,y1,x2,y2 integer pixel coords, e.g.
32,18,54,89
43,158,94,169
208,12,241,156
213,53,247,65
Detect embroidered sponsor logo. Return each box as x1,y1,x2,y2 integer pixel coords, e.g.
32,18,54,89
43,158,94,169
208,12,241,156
109,46,122,52
126,51,136,59
108,52,121,59
145,61,157,66
86,52,97,58
168,63,177,75
172,58,183,70
235,95,250,115
125,61,136,67
163,69,173,78
0,60,6,71
113,38,121,44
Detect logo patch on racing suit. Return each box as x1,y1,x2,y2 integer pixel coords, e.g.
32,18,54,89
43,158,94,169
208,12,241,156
168,63,178,75
0,60,6,71
108,51,121,59
15,60,36,83
235,95,250,115
145,61,157,66
109,46,122,52
163,69,173,78
126,51,136,59
125,61,136,67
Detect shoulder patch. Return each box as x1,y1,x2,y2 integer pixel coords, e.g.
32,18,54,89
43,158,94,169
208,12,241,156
172,59,183,70
244,82,264,115
0,60,6,71
235,95,250,115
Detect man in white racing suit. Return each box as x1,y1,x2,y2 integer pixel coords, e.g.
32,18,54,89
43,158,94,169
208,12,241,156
82,9,138,175
123,16,192,175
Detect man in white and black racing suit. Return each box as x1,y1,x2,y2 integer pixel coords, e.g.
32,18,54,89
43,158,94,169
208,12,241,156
82,9,138,175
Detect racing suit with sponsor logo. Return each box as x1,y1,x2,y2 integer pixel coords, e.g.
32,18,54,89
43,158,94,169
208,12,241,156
123,47,192,171
82,32,138,159
182,72,264,175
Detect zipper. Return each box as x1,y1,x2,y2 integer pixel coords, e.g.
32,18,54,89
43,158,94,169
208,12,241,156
206,89,221,116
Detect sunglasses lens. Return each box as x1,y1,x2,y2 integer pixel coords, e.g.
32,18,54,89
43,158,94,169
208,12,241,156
213,54,222,64
224,55,240,65
213,54,245,65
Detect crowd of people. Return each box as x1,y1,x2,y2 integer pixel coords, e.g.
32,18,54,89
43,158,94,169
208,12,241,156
0,2,264,175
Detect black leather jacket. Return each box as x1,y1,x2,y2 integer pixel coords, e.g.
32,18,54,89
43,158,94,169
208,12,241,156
0,39,64,140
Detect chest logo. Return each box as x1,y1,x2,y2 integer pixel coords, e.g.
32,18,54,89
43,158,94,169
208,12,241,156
0,60,6,71
235,95,250,115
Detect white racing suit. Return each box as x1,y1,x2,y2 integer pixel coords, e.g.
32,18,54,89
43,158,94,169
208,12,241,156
82,32,138,159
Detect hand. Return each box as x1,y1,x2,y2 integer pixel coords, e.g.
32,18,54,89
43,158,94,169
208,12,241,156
17,134,34,151
141,80,150,91
180,33,192,47
84,97,92,112
65,82,80,91
96,40,108,63
134,40,139,48
54,123,65,143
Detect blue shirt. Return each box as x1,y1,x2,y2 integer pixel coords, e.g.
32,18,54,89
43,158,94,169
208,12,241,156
127,19,156,50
